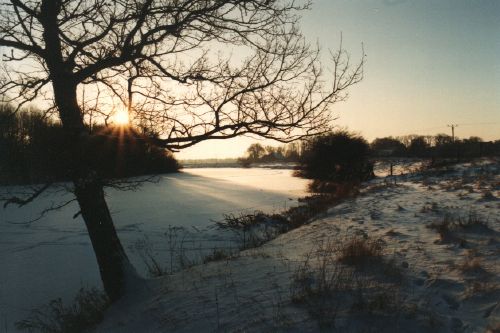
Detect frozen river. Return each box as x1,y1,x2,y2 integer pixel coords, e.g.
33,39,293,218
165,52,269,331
0,168,308,330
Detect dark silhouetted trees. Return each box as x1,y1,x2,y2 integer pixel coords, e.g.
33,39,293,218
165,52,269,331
0,105,179,185
369,134,499,159
408,136,430,158
370,137,406,157
298,131,374,183
238,142,303,166
246,144,266,162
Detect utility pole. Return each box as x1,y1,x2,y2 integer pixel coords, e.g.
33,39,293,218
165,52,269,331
448,124,460,162
447,124,458,142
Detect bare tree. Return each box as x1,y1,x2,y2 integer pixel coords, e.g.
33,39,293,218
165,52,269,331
0,0,364,301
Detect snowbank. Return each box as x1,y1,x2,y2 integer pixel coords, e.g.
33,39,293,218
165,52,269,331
95,159,500,332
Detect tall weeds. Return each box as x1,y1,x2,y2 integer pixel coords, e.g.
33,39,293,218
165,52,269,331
16,288,109,333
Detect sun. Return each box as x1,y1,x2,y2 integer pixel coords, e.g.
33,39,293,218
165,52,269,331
114,110,130,125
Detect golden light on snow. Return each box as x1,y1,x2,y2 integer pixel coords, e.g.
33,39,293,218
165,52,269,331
114,109,129,125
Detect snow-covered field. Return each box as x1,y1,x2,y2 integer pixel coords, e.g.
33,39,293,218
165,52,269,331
0,168,308,332
93,159,500,332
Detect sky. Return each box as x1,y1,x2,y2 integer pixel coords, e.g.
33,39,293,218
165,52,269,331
178,0,500,159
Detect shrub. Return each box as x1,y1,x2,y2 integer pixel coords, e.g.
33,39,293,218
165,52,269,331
298,131,374,184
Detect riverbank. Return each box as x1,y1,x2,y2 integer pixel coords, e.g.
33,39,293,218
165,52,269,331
94,158,500,332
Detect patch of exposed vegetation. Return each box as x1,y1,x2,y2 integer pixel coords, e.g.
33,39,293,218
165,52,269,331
335,235,384,265
289,237,407,330
133,236,166,277
216,183,359,250
202,248,235,264
427,211,491,244
16,288,109,333
216,211,290,249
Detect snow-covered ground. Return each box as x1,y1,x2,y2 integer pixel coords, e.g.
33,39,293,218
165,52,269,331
0,168,308,332
94,159,500,332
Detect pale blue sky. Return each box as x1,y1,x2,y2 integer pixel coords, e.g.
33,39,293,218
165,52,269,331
178,0,499,159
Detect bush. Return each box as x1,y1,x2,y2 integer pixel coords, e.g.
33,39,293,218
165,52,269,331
298,131,374,184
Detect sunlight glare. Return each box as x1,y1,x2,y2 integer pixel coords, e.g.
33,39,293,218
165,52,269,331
114,110,129,125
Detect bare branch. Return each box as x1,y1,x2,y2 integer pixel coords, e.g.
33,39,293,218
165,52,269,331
5,198,77,225
2,183,52,208
0,0,364,178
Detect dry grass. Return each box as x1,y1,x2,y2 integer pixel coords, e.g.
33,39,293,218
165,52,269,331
289,236,407,329
16,288,109,333
350,281,403,315
216,182,361,250
291,240,354,299
307,180,360,196
134,236,168,277
335,235,384,265
290,240,356,328
426,211,489,245
426,214,457,243
216,211,288,249
202,248,235,264
456,211,490,230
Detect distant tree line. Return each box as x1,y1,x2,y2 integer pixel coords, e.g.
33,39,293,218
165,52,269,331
0,105,179,185
240,133,500,168
238,130,500,189
237,142,302,166
370,134,500,159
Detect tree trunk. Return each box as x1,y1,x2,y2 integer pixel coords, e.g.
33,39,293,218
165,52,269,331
74,177,136,302
48,76,137,302
39,0,138,302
